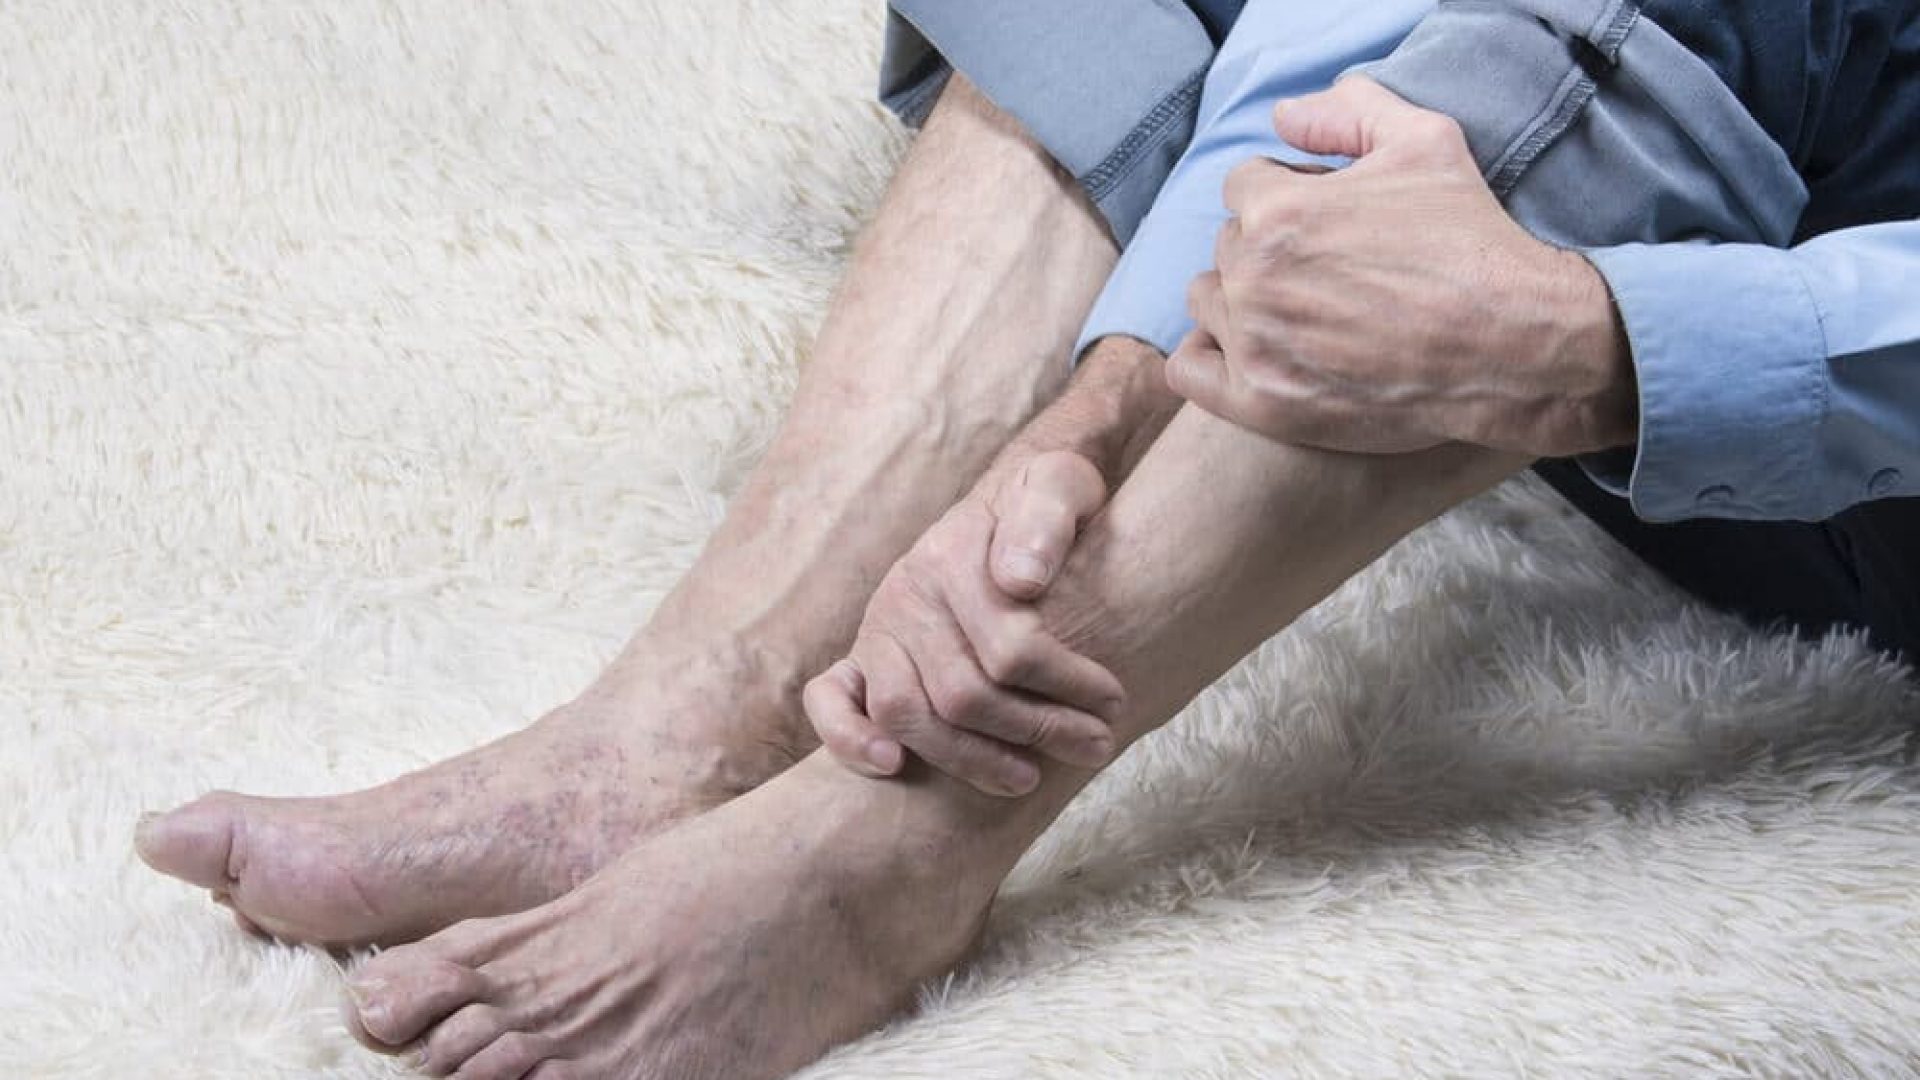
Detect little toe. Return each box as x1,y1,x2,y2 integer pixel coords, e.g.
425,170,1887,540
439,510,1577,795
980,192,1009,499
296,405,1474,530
418,1003,512,1076
134,794,244,889
451,1032,558,1080
350,953,489,1049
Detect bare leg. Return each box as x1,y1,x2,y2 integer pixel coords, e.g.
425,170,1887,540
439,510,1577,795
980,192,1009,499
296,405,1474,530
345,399,1526,1077
133,76,1119,948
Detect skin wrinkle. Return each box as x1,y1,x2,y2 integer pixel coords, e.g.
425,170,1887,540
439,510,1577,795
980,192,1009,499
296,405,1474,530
333,404,1524,1077
134,74,1120,957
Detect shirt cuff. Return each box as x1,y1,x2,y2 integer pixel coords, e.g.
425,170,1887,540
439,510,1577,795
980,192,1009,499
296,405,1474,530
1073,208,1224,361
1578,242,1833,522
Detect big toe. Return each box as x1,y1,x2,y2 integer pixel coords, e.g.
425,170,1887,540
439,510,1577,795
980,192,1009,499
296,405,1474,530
135,794,244,889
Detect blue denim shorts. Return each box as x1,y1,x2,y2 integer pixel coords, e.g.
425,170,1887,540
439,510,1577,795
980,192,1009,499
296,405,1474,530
881,0,1920,248
880,2,1227,245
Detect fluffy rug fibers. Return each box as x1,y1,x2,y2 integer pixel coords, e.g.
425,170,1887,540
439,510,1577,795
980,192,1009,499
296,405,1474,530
4,2,1919,1077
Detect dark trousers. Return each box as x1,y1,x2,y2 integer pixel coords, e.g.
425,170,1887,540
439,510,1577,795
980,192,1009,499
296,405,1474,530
1537,460,1920,662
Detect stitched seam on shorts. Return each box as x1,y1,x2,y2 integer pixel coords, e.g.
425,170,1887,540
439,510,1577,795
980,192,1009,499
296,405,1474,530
1485,62,1596,196
1081,66,1207,201
1483,3,1640,195
1588,0,1639,62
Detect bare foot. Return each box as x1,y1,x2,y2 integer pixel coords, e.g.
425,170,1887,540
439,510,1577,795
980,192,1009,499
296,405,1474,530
346,753,1000,1079
134,658,811,947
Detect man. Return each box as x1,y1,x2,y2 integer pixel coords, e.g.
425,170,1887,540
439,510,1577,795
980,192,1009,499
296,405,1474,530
135,2,1919,1078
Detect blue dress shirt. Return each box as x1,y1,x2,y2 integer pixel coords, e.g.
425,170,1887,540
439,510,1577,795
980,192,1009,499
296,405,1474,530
1076,0,1920,524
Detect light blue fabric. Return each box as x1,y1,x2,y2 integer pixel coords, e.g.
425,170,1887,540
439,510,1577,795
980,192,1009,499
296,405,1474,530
881,1,1219,245
1583,227,1920,521
1075,0,1920,525
1075,0,1432,359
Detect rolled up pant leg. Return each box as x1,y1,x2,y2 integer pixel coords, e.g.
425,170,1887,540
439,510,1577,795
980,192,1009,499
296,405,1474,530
879,2,1247,245
1075,0,1920,660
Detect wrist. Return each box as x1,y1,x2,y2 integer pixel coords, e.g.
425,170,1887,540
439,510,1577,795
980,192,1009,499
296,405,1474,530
1548,249,1639,455
1001,335,1179,486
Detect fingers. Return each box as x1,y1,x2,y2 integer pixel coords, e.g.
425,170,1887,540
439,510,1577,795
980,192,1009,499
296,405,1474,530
1271,75,1467,164
1222,156,1296,219
916,631,1116,771
1165,319,1234,412
988,450,1109,600
942,568,1123,716
1186,269,1231,333
802,658,903,778
860,631,1045,798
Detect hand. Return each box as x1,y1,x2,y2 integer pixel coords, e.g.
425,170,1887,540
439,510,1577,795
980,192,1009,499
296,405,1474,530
1168,76,1637,458
803,451,1121,797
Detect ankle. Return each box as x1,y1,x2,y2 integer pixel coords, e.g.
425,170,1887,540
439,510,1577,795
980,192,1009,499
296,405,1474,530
587,636,821,760
786,752,1076,896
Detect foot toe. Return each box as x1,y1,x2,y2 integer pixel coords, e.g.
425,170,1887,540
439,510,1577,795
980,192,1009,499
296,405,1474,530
451,1032,557,1080
134,794,244,889
419,1004,512,1077
350,951,489,1049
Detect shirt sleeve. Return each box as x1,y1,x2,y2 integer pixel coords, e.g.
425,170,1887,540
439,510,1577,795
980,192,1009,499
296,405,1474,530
1072,0,1435,360
1580,219,1920,523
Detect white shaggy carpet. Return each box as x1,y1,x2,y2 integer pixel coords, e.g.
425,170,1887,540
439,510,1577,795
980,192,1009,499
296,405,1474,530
5,2,1919,1077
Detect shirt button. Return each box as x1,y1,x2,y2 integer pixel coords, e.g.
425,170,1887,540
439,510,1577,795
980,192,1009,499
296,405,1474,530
1868,468,1902,497
1696,484,1736,506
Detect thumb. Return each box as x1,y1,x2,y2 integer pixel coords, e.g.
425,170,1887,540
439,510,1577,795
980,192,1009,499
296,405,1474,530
1272,75,1450,161
988,450,1108,600
1163,328,1231,413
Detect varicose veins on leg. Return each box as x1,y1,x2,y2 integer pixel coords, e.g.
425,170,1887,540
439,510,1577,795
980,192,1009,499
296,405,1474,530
132,73,1120,949
345,395,1525,1079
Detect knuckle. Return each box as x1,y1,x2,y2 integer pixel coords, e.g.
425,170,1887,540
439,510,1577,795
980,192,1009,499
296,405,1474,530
918,523,961,566
1413,112,1466,152
1021,709,1061,749
979,632,1041,685
1034,448,1095,489
1185,274,1213,314
934,675,995,724
1243,192,1298,237
867,684,921,733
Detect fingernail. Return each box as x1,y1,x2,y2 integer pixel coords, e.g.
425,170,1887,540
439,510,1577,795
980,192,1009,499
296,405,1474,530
1000,549,1052,587
1053,735,1114,769
410,1046,430,1069
997,761,1042,797
1074,736,1117,768
865,739,903,774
